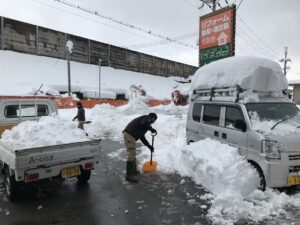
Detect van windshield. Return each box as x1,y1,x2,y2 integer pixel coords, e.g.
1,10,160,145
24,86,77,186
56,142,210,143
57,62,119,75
246,103,299,121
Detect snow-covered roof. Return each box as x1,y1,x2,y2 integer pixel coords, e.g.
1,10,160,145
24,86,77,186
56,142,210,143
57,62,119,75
288,79,300,85
191,56,288,92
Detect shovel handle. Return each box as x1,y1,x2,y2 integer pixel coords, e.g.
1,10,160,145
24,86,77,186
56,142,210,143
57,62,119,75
150,135,155,165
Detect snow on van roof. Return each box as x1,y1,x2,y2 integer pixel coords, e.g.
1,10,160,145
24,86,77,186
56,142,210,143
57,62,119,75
191,56,288,92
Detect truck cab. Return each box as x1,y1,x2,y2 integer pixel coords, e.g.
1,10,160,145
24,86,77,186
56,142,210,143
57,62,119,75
0,97,58,137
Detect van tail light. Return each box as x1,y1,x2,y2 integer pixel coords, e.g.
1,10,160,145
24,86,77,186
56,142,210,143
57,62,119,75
25,173,39,182
84,162,94,170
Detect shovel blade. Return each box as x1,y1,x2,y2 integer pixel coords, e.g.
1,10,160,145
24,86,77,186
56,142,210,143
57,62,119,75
142,161,157,173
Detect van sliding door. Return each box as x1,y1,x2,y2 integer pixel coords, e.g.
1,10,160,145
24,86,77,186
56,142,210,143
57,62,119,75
219,105,248,156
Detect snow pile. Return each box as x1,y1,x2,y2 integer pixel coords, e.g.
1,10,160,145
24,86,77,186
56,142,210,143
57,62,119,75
191,56,288,92
0,50,187,99
84,98,189,140
119,98,151,115
0,115,88,151
150,101,188,115
82,90,116,100
180,140,259,197
85,103,135,140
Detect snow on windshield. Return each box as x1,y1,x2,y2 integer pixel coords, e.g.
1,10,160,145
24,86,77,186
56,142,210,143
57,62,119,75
191,56,288,93
248,111,298,135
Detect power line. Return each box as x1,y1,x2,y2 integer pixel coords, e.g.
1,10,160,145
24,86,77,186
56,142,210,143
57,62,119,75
237,15,281,57
31,0,157,43
236,0,244,10
52,0,197,49
236,31,272,58
236,24,277,59
123,31,198,50
217,2,223,9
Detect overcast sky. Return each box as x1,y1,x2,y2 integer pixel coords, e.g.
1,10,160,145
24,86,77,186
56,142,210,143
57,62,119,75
0,0,299,80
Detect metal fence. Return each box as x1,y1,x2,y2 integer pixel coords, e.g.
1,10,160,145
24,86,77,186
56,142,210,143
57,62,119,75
0,17,198,78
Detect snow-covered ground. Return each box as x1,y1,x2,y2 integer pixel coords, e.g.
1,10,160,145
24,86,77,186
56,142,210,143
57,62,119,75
1,100,300,225
0,50,190,99
1,51,300,225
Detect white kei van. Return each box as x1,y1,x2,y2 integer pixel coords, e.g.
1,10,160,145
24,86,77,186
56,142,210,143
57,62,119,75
186,56,300,191
0,97,58,137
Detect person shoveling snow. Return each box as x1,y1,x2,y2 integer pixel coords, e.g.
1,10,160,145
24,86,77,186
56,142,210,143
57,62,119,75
122,113,157,182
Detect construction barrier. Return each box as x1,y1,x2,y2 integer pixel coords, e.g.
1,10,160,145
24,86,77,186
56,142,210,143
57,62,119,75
0,96,178,109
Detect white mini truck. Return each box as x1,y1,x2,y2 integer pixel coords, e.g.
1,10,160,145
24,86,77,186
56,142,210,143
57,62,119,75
0,97,101,200
186,56,300,191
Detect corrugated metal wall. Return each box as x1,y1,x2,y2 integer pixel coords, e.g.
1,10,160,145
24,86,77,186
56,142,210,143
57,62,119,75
0,17,198,78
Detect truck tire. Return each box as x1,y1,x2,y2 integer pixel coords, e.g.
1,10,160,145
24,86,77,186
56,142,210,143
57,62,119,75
251,164,266,191
4,167,20,201
77,169,91,184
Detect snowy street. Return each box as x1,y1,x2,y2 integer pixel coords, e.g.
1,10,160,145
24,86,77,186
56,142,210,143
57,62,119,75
1,139,300,225
1,139,299,225
0,140,212,225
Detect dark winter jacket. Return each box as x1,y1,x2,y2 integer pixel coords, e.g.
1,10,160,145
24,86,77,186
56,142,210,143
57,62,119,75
73,107,85,121
123,115,156,148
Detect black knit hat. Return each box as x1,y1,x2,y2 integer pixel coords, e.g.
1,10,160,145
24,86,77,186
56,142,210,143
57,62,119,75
148,112,157,121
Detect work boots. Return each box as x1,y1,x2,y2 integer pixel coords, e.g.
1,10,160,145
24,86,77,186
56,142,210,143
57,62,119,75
133,158,140,175
126,161,138,183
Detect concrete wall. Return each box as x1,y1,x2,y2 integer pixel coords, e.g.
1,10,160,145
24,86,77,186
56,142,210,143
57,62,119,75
0,16,198,78
38,27,66,59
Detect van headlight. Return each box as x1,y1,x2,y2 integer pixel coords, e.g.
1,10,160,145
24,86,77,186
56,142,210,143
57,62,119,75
261,140,282,159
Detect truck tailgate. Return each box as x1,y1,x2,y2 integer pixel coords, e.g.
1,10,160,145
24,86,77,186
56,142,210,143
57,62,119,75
14,140,101,170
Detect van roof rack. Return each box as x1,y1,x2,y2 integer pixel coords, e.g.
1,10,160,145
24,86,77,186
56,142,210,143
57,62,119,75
192,86,244,102
192,86,289,103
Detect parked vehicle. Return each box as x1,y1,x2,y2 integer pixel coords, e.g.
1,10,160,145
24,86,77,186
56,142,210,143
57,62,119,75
0,97,101,201
0,97,58,137
186,56,300,191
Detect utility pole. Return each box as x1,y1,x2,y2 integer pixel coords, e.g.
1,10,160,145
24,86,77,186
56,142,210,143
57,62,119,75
279,47,291,76
199,0,217,12
66,40,74,97
98,59,102,100
212,0,216,11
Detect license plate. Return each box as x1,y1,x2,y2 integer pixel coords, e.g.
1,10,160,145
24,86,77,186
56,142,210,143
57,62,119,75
61,166,81,178
288,174,300,186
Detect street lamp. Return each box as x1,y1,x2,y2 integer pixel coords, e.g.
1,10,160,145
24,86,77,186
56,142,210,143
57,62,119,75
98,58,102,100
66,40,74,97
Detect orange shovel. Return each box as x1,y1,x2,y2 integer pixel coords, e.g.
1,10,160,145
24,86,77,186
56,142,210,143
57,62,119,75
142,134,157,173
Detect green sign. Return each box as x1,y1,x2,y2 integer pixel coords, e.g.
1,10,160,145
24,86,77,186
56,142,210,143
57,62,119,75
200,44,231,67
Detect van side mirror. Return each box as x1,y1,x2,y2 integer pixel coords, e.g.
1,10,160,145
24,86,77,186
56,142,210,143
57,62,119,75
235,120,247,132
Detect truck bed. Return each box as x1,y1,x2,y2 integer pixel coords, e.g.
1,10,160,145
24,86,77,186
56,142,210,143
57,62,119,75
0,139,101,182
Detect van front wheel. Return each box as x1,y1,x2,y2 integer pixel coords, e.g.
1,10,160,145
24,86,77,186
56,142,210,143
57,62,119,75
252,164,266,191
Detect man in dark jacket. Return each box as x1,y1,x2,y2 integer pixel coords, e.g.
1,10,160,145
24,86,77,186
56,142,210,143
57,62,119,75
73,102,86,130
123,112,157,182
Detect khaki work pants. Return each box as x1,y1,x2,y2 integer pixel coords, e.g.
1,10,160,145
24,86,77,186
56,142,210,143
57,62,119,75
123,132,136,162
78,121,85,130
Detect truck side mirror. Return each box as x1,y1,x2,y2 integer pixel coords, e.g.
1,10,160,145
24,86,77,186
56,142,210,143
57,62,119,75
235,120,247,132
